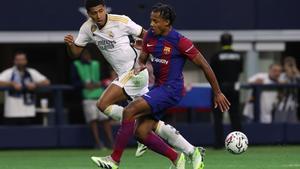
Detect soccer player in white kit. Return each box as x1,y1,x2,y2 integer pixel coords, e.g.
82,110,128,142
64,0,204,168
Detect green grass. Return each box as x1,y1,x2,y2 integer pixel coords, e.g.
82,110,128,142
0,146,299,169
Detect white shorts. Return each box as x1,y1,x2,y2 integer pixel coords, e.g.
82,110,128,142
112,69,149,99
83,100,109,123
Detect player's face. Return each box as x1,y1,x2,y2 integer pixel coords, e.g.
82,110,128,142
88,5,107,26
150,11,170,35
14,54,28,70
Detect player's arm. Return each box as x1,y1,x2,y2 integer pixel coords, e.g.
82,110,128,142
138,29,147,39
178,37,230,112
64,34,84,58
192,53,230,112
133,29,150,75
134,50,149,75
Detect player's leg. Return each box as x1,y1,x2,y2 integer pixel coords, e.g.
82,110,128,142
136,118,204,169
135,119,196,156
97,69,146,121
91,97,152,168
96,83,128,121
154,121,195,155
135,117,185,169
154,120,205,169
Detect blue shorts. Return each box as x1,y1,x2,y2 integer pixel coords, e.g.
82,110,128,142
142,85,182,120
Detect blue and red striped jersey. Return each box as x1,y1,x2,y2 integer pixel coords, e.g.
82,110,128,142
142,28,199,94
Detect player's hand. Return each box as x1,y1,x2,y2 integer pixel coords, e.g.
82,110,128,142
133,39,143,50
134,64,146,75
64,34,75,46
214,92,231,112
26,83,37,91
11,82,22,91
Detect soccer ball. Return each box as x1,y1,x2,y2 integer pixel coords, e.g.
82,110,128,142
225,131,248,154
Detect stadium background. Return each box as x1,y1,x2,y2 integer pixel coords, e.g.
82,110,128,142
0,0,299,168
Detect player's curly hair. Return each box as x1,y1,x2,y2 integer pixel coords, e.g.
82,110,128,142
152,3,176,25
85,0,105,11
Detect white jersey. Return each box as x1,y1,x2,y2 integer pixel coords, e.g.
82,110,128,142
75,14,143,76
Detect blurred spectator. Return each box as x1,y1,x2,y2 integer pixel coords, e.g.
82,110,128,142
274,57,300,123
71,48,113,149
243,64,282,123
210,33,243,148
0,51,50,125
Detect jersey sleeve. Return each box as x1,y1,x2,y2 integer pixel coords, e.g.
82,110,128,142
74,22,93,47
28,69,48,82
123,16,143,37
178,36,199,60
0,69,12,81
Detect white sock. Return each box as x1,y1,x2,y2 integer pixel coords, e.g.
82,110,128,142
103,105,124,121
155,121,195,155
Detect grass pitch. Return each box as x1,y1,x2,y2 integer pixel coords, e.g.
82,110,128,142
0,146,299,169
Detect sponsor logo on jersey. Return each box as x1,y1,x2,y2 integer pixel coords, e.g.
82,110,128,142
150,55,169,65
96,40,116,50
163,46,171,55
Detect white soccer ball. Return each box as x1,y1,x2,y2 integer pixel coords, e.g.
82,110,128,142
225,131,248,154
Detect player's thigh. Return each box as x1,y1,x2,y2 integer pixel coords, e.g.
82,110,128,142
123,97,152,120
97,83,128,111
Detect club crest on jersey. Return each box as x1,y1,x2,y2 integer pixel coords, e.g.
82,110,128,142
91,25,97,32
107,31,114,38
163,46,171,55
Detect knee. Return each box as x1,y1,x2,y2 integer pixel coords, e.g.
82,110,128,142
122,106,135,121
96,99,108,112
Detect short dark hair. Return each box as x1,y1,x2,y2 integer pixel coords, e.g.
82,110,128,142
152,3,176,25
13,51,26,58
220,33,233,46
85,0,105,11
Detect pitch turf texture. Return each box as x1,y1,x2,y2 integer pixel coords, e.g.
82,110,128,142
0,146,299,169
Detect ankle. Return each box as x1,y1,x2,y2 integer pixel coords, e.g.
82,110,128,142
172,153,179,164
109,155,119,165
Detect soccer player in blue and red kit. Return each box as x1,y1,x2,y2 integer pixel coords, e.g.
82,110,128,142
91,3,230,169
